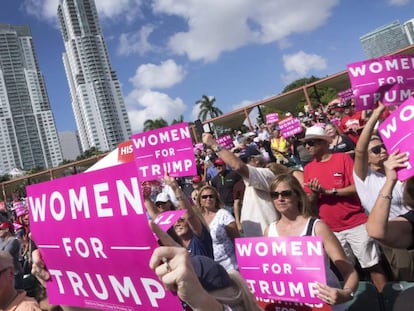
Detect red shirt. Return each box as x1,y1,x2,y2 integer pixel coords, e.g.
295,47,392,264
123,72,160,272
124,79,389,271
304,153,367,232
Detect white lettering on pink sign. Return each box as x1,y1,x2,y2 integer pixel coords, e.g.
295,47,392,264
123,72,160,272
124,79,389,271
132,123,197,181
347,54,414,110
236,236,326,304
378,96,414,181
26,161,182,310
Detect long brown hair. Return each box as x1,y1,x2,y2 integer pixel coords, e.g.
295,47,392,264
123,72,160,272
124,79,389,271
269,173,314,220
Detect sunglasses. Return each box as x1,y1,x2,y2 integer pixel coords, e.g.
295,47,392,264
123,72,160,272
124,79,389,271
156,202,167,207
370,144,386,155
303,139,322,147
201,194,215,199
270,190,293,199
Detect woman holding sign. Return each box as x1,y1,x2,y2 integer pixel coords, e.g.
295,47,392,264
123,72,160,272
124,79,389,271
264,173,358,310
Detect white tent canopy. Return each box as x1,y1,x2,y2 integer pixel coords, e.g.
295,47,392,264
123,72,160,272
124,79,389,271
8,167,27,177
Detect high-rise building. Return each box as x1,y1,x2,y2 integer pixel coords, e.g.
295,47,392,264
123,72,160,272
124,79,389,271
57,0,131,153
0,24,63,176
360,20,410,59
403,19,414,45
59,131,82,160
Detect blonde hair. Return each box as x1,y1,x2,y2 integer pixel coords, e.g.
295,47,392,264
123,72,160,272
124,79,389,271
196,185,224,213
270,173,314,220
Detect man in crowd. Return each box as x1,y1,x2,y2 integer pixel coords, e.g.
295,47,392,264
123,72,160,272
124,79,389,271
302,125,387,292
0,250,41,310
203,132,276,237
210,158,242,215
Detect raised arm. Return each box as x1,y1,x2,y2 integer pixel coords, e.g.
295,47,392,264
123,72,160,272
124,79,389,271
354,102,385,180
142,183,160,220
314,221,359,305
202,133,249,178
164,174,204,238
366,150,413,248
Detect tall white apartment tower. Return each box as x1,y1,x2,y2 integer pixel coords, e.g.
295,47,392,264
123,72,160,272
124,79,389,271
0,24,63,175
403,19,414,45
57,0,131,153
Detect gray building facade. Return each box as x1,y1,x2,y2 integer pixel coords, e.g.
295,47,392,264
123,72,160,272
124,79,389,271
0,24,63,175
360,20,411,58
57,0,131,153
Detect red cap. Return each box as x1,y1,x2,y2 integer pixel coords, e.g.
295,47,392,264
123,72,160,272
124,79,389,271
192,175,202,183
0,222,13,231
214,158,225,166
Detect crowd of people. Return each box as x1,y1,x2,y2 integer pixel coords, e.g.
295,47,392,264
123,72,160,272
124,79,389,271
1,98,414,310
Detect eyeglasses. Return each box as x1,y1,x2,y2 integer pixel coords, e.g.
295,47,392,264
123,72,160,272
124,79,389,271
303,139,322,147
201,194,215,199
156,202,167,207
0,266,10,277
270,190,293,199
370,144,386,155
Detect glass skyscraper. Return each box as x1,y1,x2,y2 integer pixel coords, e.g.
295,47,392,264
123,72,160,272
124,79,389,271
360,20,411,59
0,24,63,175
57,0,131,153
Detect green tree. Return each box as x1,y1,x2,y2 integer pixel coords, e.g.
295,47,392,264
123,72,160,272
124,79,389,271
171,115,184,125
143,118,168,131
195,95,223,121
282,76,337,113
76,147,104,161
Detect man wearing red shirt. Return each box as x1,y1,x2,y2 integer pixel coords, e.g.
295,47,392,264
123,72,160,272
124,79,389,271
339,101,367,144
302,126,387,292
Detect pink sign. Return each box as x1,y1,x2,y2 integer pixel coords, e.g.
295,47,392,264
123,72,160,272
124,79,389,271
378,96,414,181
266,113,279,124
278,117,303,138
347,54,414,111
235,236,326,304
26,161,182,310
153,210,187,232
216,134,235,150
131,123,197,181
338,88,354,103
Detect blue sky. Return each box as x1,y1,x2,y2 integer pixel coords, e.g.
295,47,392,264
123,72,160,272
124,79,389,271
1,0,413,133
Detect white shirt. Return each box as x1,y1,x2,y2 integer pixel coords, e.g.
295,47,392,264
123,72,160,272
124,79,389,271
240,166,276,237
353,168,409,219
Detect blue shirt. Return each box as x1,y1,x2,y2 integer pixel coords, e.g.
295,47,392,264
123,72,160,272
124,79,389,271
187,224,214,259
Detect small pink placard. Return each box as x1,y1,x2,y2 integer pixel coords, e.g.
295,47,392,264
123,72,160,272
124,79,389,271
236,236,326,304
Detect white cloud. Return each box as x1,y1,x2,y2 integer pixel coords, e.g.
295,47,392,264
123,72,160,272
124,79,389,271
129,59,186,90
125,59,187,133
117,25,157,56
388,0,411,6
232,99,254,111
281,51,327,84
23,0,143,22
152,0,339,62
125,89,186,133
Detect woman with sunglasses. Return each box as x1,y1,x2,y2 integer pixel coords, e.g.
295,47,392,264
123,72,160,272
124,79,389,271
143,174,214,259
196,185,240,271
264,174,358,310
353,102,413,281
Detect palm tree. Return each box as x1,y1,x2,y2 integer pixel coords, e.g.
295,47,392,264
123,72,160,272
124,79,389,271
143,118,168,131
171,115,184,125
195,95,223,121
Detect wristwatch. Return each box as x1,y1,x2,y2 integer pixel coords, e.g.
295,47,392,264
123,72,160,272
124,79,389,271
331,188,338,195
213,144,223,153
